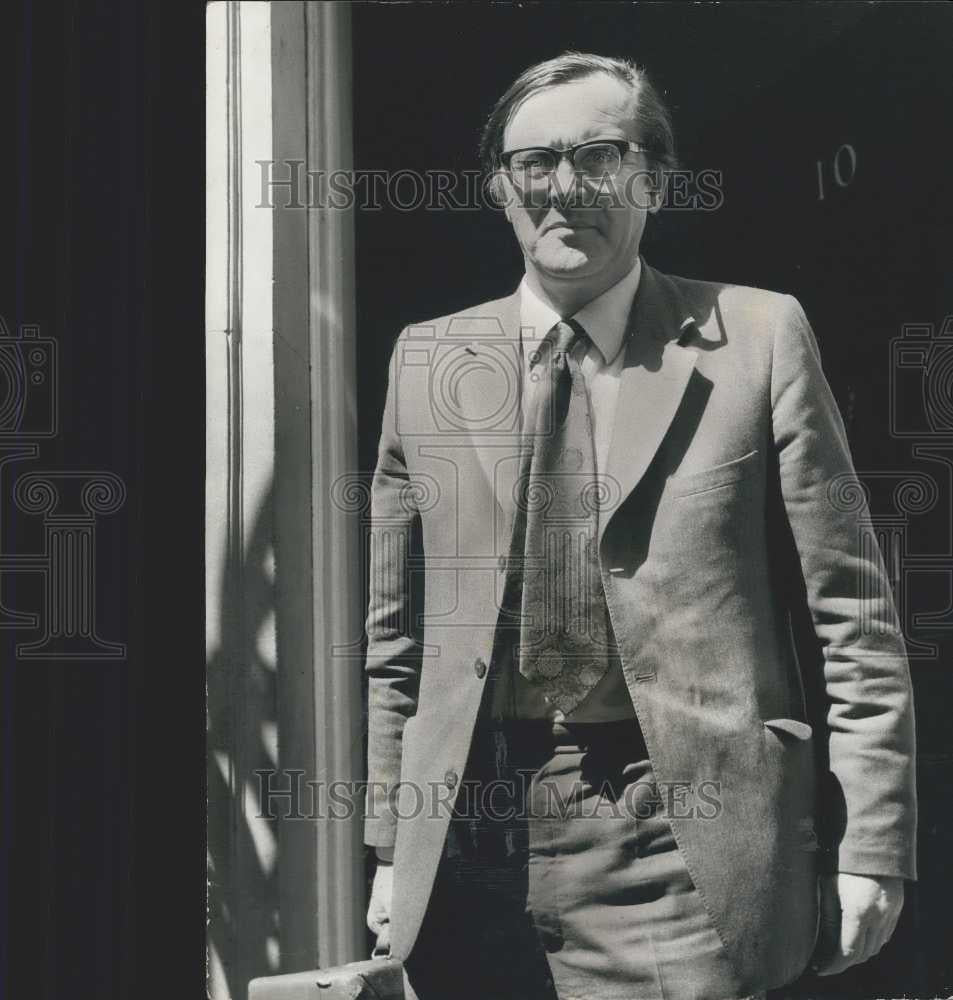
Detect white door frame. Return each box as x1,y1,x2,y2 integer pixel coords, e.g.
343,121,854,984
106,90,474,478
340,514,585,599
206,4,363,995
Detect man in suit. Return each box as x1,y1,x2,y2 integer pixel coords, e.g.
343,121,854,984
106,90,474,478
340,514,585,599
363,52,916,1000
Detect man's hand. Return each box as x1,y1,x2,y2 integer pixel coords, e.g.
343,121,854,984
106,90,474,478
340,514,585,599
813,873,904,976
367,862,393,956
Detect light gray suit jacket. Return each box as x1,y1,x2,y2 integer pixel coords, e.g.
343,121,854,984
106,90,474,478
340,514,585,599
363,259,917,993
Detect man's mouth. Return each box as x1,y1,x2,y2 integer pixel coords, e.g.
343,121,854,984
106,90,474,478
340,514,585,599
542,220,595,234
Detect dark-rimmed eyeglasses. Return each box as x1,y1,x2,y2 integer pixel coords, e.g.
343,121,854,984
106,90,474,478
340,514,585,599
499,139,654,183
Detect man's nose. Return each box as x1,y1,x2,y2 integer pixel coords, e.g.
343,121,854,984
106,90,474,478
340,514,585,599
547,157,581,205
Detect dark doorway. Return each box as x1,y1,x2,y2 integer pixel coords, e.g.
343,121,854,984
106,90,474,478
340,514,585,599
353,5,953,997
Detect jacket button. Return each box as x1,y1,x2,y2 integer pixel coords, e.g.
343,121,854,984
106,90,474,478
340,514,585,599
473,657,487,678
444,769,458,788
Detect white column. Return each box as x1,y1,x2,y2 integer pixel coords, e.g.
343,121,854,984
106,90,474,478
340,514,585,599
304,0,365,969
207,2,363,995
207,4,280,998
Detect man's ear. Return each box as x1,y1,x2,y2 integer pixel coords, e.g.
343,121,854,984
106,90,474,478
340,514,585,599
490,169,515,220
647,168,668,215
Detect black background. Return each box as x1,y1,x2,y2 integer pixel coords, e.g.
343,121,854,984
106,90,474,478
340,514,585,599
352,8,953,993
2,2,952,998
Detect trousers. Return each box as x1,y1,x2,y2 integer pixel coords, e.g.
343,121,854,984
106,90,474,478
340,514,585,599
404,718,763,1000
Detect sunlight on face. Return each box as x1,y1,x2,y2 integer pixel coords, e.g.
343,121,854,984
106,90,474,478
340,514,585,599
500,73,660,300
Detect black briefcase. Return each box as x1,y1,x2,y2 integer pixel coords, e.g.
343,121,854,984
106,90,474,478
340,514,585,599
248,956,405,1000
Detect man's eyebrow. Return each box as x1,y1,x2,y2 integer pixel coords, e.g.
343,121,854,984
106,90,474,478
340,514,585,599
507,132,629,150
573,128,632,144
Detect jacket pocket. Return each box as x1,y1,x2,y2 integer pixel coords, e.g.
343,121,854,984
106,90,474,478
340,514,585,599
763,717,813,741
664,448,759,499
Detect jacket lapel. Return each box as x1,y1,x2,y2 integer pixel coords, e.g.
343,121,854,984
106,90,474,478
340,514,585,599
449,264,699,553
446,290,525,543
598,261,699,547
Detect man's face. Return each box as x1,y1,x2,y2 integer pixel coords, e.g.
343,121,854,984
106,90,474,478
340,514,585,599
499,73,661,295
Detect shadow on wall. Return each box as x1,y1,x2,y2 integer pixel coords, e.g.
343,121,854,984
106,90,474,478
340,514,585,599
207,483,280,1000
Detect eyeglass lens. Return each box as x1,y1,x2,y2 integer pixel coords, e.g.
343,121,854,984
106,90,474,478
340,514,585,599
509,143,621,180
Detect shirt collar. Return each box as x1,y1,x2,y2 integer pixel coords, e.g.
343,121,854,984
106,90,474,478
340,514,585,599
519,256,642,365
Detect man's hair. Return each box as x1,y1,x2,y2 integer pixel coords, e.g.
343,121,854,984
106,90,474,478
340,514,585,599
478,51,679,181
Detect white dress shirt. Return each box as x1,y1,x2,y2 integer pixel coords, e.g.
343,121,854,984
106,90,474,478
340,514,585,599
518,255,641,479
489,257,643,723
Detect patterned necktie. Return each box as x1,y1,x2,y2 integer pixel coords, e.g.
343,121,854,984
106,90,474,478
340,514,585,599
503,319,618,715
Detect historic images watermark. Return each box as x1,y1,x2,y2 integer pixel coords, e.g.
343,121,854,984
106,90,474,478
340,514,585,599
321,309,953,661
256,160,725,213
0,315,126,659
868,314,953,661
254,770,725,825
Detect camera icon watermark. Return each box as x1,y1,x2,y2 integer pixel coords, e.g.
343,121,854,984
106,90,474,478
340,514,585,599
0,318,57,438
394,317,524,437
0,316,125,660
393,315,579,440
890,316,953,438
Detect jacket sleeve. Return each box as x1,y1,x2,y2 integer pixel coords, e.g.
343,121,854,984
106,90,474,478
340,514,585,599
363,329,422,849
770,295,917,880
